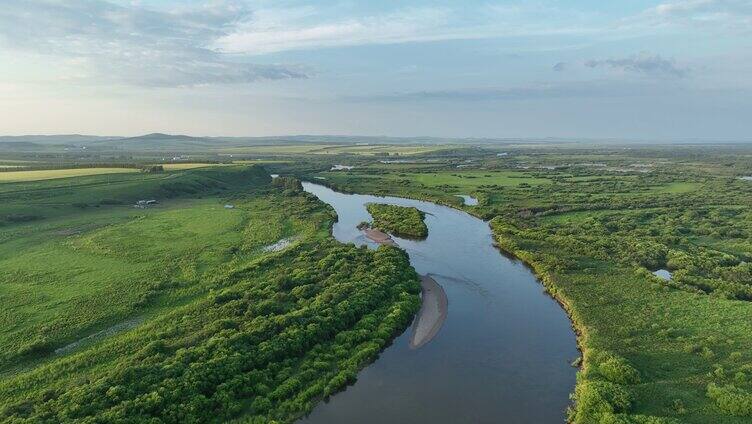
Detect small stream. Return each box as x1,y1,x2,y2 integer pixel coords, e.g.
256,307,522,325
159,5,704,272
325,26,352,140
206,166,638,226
299,182,577,423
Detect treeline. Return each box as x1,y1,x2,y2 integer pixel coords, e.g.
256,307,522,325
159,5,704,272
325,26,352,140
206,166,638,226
366,203,428,239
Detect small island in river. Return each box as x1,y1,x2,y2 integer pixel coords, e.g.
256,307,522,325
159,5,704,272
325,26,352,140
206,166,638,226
365,203,428,239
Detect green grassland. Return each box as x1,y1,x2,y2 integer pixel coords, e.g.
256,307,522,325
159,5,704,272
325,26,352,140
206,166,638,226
366,203,428,239
296,146,752,423
0,166,421,423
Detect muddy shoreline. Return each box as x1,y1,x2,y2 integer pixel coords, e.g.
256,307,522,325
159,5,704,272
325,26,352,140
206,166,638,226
362,227,396,245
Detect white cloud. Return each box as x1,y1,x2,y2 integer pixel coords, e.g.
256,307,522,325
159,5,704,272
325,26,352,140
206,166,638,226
215,7,455,54
641,0,752,31
0,0,309,87
213,5,600,55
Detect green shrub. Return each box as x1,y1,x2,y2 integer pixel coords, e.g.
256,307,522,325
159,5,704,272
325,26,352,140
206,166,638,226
366,203,428,239
571,380,632,423
706,383,752,416
598,353,641,384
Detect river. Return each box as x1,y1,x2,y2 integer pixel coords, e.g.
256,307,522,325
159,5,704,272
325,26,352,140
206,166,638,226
300,182,578,423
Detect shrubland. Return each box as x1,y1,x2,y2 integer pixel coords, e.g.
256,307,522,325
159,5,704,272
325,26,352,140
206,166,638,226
0,166,421,423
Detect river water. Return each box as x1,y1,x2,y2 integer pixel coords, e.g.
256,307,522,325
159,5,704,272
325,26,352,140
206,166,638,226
300,182,577,423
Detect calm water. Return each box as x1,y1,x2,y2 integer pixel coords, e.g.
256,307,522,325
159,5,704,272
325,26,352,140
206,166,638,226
457,194,479,206
300,182,578,424
653,269,673,281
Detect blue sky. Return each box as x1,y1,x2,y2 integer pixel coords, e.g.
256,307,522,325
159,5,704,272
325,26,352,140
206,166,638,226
0,0,750,139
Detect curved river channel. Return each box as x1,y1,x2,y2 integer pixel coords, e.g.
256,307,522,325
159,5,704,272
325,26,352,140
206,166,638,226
300,182,578,423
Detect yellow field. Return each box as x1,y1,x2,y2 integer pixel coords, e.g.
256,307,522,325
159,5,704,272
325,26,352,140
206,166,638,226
220,144,452,156
159,163,229,170
219,145,326,154
232,159,292,164
0,168,139,182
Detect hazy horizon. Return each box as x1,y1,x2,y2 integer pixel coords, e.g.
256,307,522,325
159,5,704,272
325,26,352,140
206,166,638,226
2,132,750,146
1,1,750,139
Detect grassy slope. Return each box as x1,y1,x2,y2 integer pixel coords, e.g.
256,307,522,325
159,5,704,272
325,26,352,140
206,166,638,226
366,203,428,239
0,167,422,423
0,166,272,371
306,151,752,423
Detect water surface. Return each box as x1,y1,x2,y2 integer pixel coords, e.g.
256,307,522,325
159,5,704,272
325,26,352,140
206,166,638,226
300,182,578,424
653,269,672,280
457,194,479,206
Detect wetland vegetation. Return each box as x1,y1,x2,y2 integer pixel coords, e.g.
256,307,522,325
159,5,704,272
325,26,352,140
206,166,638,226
290,143,752,424
3,136,752,423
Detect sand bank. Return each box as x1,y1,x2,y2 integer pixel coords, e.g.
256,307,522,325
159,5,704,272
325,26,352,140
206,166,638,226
362,228,396,245
409,275,448,349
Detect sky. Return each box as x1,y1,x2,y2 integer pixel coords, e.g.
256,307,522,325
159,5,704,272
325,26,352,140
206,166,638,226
0,0,750,140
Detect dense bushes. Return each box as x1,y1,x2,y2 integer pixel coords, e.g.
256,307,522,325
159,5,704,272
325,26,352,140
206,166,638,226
597,352,640,385
0,223,420,423
571,380,632,422
272,176,304,193
366,203,428,239
707,383,752,416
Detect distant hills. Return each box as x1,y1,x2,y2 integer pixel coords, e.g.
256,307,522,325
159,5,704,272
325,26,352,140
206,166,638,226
0,133,472,153
0,133,748,153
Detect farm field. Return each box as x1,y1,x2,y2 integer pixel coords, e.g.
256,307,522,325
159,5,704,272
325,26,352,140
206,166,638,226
158,163,230,170
219,144,451,156
0,167,140,182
